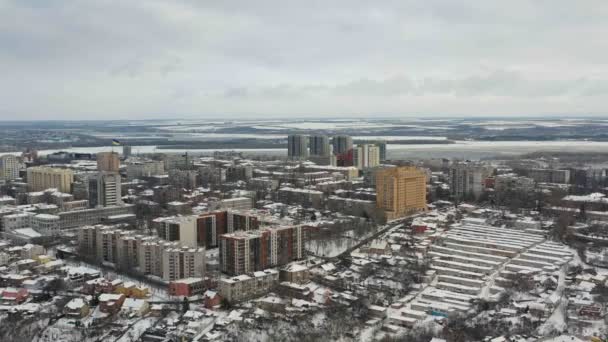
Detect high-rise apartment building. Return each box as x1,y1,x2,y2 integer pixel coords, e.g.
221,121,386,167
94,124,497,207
153,216,198,248
122,145,132,158
449,162,493,200
126,160,165,180
162,246,206,281
77,225,205,282
527,168,570,184
0,155,19,182
287,135,309,160
226,164,253,182
96,172,122,207
194,210,260,249
219,225,304,275
332,135,353,155
332,135,354,166
353,144,380,170
97,152,120,172
376,141,387,161
27,167,74,193
309,135,330,157
376,166,427,220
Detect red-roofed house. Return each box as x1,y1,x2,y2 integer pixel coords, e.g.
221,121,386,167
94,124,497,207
1,288,29,304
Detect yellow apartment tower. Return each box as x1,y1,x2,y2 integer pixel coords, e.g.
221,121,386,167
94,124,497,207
376,166,427,220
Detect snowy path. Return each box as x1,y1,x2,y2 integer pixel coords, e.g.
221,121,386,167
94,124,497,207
537,265,568,335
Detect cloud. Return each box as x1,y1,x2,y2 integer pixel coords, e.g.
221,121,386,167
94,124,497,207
1,0,608,119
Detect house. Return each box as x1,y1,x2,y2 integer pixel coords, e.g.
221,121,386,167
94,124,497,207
0,288,29,305
63,266,101,285
280,264,310,285
365,240,391,255
39,259,65,274
22,278,45,290
412,224,427,234
203,290,222,309
83,278,123,295
99,293,126,314
116,281,149,299
12,259,37,271
120,298,150,317
150,304,165,317
64,297,90,318
256,296,287,313
0,274,30,287
368,305,387,318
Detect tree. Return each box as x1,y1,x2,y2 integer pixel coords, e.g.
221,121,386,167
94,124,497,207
182,297,190,313
552,211,575,241
592,282,608,303
220,297,232,310
90,293,100,307
44,277,66,296
507,272,535,292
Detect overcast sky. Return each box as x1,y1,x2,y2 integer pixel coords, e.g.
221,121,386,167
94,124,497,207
1,0,608,120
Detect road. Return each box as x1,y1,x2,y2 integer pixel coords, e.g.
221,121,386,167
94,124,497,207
322,216,417,263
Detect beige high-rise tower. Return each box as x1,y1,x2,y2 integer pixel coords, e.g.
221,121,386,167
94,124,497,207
97,152,120,172
27,167,74,193
376,166,427,220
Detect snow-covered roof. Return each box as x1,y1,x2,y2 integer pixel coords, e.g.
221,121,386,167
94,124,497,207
99,293,123,302
121,298,146,310
65,298,86,310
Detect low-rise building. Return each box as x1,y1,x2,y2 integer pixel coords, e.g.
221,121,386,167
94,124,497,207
278,187,324,209
218,269,279,303
120,298,150,317
99,293,126,314
280,264,310,284
168,277,205,297
64,298,90,318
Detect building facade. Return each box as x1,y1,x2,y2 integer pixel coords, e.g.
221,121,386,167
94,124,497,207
27,167,74,193
219,269,279,303
376,166,427,220
309,135,330,157
353,144,380,170
0,155,19,182
449,162,493,200
97,152,120,172
96,172,122,207
219,225,304,276
332,135,354,166
288,135,309,160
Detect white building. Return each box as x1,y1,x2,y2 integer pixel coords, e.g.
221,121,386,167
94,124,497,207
32,214,60,235
353,144,380,170
97,172,122,207
162,246,206,281
2,212,34,231
0,155,19,182
219,269,279,303
450,162,493,200
288,135,309,160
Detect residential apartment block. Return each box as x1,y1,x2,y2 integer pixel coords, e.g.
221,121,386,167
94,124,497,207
27,167,74,193
219,225,304,276
77,225,205,281
218,269,279,303
376,166,427,220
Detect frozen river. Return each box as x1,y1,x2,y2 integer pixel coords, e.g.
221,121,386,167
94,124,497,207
2,139,608,160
